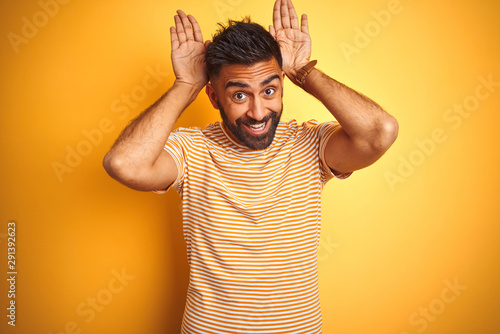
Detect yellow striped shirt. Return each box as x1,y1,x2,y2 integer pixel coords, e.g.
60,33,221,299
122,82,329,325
156,119,350,333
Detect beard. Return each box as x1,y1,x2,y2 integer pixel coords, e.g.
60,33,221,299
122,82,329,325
218,102,283,150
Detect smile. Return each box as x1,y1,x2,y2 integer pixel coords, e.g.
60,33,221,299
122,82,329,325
244,120,268,135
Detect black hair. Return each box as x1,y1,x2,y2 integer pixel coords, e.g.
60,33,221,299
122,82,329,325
206,17,282,81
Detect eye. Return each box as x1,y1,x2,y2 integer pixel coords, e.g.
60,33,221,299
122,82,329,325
264,88,276,96
233,92,247,101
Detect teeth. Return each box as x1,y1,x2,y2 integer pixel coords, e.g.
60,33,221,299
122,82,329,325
249,123,265,130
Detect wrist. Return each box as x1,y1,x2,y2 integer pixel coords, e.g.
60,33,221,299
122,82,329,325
293,60,318,88
173,80,205,96
302,67,323,94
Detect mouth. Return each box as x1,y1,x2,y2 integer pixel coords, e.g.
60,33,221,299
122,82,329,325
243,119,269,136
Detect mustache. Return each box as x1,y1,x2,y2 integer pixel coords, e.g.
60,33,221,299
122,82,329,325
236,110,279,126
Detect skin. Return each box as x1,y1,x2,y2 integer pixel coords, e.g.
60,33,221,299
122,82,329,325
102,0,398,191
205,59,285,150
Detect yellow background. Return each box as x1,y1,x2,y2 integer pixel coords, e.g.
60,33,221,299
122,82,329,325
1,0,499,333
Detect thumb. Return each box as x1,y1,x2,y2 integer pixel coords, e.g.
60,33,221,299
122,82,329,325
269,25,276,38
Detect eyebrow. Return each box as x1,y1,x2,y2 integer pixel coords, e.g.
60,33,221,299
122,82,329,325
225,74,281,89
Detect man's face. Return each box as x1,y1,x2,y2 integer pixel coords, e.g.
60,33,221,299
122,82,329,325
206,58,285,150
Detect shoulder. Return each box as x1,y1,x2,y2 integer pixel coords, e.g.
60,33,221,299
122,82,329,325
169,122,220,140
285,119,341,139
300,119,340,132
171,125,203,137
167,122,230,155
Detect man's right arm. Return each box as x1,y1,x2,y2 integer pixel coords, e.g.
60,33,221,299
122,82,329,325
102,10,209,191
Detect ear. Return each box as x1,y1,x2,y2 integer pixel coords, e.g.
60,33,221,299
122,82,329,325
281,70,286,96
205,83,219,110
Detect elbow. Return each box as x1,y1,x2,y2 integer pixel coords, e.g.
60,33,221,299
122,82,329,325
102,152,134,184
383,114,399,145
371,114,399,153
102,152,121,180
102,152,157,191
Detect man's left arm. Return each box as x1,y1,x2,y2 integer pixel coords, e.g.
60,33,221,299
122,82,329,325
303,68,399,175
271,0,398,175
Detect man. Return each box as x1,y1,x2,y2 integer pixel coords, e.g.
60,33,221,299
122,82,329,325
103,0,398,332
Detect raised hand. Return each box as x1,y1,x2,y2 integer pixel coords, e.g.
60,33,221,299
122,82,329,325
270,0,312,85
170,10,209,90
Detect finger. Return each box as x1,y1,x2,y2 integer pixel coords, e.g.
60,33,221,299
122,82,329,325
177,10,194,41
188,14,203,42
287,0,299,29
280,0,290,29
300,14,309,34
273,0,282,29
170,26,180,50
269,25,276,38
174,14,186,43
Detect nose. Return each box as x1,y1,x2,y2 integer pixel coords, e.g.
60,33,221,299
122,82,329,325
246,97,266,121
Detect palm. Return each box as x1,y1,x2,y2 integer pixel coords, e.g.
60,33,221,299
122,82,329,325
274,27,311,81
171,40,207,86
271,0,312,83
170,10,208,89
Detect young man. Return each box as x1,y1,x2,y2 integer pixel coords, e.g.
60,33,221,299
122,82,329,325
103,0,398,332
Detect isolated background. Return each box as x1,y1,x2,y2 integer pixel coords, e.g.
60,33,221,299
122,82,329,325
1,0,499,333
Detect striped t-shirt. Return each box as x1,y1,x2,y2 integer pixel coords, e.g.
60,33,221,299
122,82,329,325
156,119,350,334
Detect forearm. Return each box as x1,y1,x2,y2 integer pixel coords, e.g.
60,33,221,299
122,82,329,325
303,68,398,148
103,81,201,173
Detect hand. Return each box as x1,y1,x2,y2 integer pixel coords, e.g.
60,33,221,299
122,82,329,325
270,0,312,85
170,10,210,90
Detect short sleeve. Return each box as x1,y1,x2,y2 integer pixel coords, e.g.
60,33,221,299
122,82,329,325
317,121,353,183
153,128,192,194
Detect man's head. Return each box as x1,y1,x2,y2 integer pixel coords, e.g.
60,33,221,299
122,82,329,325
206,17,283,81
205,18,285,150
